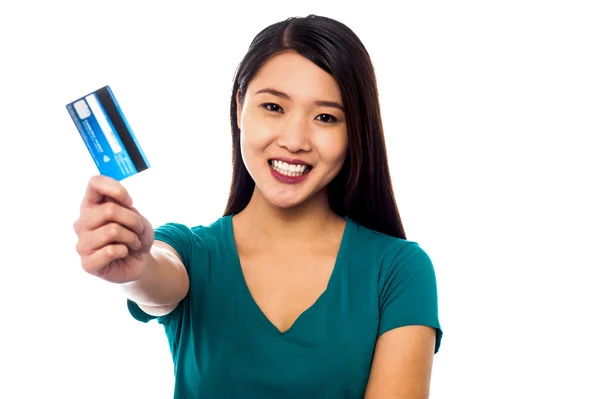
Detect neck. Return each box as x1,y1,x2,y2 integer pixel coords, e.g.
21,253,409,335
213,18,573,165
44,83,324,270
233,186,342,243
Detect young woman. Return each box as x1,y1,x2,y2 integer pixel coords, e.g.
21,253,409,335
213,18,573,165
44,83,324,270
73,14,443,399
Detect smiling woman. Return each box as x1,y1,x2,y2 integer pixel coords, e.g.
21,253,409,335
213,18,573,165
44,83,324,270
72,14,442,399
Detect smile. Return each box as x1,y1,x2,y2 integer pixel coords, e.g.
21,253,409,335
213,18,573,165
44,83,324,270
269,160,312,176
268,160,312,184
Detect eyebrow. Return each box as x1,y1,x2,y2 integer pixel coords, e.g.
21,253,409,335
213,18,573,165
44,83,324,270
254,88,345,112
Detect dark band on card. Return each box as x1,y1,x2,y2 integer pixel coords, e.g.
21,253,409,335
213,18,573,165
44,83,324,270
95,87,148,173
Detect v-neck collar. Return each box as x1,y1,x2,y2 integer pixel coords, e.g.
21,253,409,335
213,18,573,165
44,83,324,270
225,214,352,336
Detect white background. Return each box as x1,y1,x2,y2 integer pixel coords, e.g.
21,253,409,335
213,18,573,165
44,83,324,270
1,1,598,398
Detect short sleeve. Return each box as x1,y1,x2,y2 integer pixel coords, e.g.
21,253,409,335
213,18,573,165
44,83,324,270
378,241,443,353
127,222,194,326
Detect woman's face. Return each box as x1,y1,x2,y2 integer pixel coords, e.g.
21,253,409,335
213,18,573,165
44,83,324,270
237,51,348,209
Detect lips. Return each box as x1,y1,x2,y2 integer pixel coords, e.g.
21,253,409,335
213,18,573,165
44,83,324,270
268,159,312,184
268,159,312,176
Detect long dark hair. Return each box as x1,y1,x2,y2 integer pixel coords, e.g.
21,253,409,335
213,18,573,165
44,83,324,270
224,14,406,240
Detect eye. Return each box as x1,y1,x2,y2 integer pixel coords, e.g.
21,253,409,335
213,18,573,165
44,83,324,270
315,114,338,124
261,103,283,113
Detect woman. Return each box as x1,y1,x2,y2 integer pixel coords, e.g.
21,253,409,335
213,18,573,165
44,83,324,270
73,14,443,398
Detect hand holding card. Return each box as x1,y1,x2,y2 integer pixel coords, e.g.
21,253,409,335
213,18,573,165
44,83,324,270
73,175,155,284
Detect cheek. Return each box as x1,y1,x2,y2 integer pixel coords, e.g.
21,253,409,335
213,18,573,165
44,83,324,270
240,111,276,153
314,131,348,166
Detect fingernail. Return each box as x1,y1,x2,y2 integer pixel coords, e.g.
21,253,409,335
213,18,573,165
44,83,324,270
134,238,142,250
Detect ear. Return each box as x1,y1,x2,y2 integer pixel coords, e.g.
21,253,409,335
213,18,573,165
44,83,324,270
236,88,243,129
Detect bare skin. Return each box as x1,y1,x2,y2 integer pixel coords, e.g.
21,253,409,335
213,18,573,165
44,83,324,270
232,187,346,333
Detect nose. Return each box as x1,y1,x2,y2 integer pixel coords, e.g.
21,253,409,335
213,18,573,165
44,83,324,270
276,112,312,153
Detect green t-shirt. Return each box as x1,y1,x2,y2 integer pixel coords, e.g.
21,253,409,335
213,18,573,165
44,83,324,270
127,215,442,398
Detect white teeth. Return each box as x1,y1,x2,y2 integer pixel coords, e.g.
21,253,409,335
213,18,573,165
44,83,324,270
270,160,310,176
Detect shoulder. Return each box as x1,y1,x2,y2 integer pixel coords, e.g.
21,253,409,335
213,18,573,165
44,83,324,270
347,219,437,296
153,215,232,263
349,218,432,269
156,215,230,240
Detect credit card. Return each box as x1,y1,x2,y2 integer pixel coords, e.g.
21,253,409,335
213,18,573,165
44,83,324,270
66,85,150,181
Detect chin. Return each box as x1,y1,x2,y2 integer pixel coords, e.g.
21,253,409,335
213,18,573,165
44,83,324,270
261,182,330,211
264,191,307,209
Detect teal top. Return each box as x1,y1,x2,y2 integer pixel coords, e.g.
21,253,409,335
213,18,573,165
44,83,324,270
128,215,442,398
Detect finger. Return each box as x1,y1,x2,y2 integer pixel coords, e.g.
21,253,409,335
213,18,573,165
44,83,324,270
81,201,144,235
131,206,139,214
81,244,129,275
77,223,141,255
81,175,133,209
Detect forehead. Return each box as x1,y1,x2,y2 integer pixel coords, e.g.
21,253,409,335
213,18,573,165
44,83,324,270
248,51,342,101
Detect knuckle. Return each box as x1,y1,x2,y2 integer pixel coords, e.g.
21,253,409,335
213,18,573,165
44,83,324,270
108,223,120,239
105,202,117,218
108,245,125,258
76,236,92,257
89,175,101,188
80,257,92,271
106,245,115,257
75,240,83,254
73,214,88,231
115,186,125,198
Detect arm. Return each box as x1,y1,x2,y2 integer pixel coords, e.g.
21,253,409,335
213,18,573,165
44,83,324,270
364,325,437,399
121,240,189,316
73,175,190,317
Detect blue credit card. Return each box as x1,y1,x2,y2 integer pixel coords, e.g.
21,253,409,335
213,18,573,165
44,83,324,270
66,85,150,181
